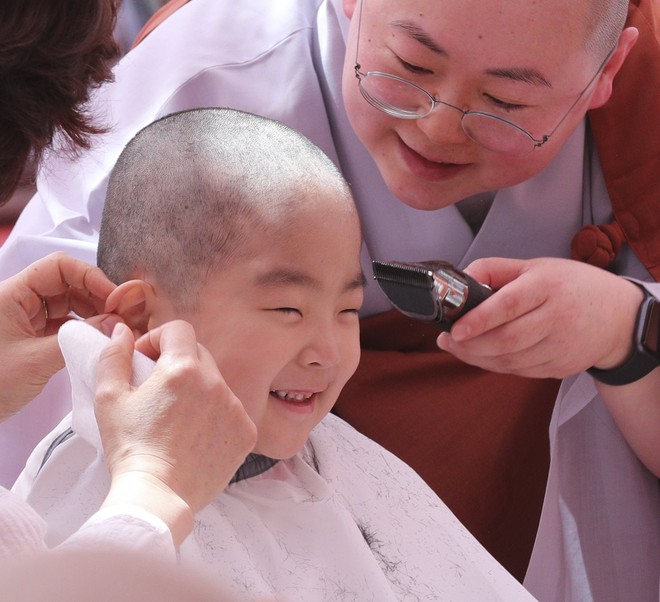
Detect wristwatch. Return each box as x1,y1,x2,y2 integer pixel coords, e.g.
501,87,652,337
588,287,660,386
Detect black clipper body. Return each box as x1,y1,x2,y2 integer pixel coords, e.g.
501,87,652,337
372,260,493,331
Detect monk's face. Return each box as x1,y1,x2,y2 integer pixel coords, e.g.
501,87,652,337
341,0,629,210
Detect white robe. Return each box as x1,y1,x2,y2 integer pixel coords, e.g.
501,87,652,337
13,321,536,601
0,484,174,560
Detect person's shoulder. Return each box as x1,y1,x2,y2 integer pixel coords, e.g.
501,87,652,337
129,0,324,66
308,413,440,501
109,0,327,124
310,413,408,467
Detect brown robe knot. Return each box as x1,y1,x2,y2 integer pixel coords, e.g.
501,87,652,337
570,221,626,269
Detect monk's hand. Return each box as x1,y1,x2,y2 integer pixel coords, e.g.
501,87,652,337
0,252,117,422
95,320,257,546
436,257,645,379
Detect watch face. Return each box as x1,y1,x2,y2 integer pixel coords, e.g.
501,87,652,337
641,298,660,360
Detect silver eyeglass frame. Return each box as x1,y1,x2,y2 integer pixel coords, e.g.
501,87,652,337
353,0,615,155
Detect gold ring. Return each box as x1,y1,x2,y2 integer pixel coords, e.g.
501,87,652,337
41,297,49,321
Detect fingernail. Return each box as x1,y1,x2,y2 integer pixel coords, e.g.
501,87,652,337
99,315,120,337
451,324,470,341
436,332,449,349
111,322,126,339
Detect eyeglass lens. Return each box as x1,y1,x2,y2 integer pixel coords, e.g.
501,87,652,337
359,73,538,155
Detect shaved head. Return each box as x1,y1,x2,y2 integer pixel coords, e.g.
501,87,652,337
582,0,629,60
99,108,354,310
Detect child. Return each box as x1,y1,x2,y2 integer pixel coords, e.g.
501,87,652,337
16,108,535,601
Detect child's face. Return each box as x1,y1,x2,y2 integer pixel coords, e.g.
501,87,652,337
174,196,364,459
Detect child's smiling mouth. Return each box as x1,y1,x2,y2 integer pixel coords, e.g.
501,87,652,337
271,390,316,402
270,389,320,415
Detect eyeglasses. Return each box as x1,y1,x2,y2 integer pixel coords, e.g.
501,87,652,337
353,1,614,156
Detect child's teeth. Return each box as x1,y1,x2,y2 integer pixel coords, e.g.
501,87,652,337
273,390,312,402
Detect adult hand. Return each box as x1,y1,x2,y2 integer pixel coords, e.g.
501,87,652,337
95,320,257,546
436,257,645,379
0,252,117,422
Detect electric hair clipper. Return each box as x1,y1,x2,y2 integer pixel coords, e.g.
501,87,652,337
372,260,493,331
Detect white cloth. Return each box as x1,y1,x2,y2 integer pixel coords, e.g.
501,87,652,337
0,1,657,599
15,320,535,601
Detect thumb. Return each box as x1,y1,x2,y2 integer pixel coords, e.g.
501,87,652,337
463,257,527,290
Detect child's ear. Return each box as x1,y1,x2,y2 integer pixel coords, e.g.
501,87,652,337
104,280,154,335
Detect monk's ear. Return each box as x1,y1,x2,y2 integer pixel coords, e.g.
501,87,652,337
343,0,358,19
104,280,154,335
588,27,639,109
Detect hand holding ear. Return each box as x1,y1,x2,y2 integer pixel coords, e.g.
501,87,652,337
95,320,257,547
0,252,117,423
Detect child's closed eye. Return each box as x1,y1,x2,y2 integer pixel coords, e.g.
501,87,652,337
274,307,303,317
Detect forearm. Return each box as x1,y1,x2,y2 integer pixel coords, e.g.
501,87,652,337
597,369,660,477
595,280,660,476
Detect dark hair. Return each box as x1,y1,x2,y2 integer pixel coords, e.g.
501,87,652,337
583,0,629,62
0,0,120,205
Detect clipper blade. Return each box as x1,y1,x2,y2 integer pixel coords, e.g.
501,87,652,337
372,259,493,329
372,261,441,321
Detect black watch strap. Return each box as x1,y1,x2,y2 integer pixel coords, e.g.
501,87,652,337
588,289,660,386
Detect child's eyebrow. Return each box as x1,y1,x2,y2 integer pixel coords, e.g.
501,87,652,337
255,269,366,292
254,269,316,288
347,272,367,291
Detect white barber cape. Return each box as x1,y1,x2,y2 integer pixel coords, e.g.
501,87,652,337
14,321,536,601
1,1,658,600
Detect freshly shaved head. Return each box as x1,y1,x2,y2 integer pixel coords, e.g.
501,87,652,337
582,0,629,61
98,108,354,309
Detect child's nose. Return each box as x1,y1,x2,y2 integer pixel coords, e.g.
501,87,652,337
300,326,342,368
